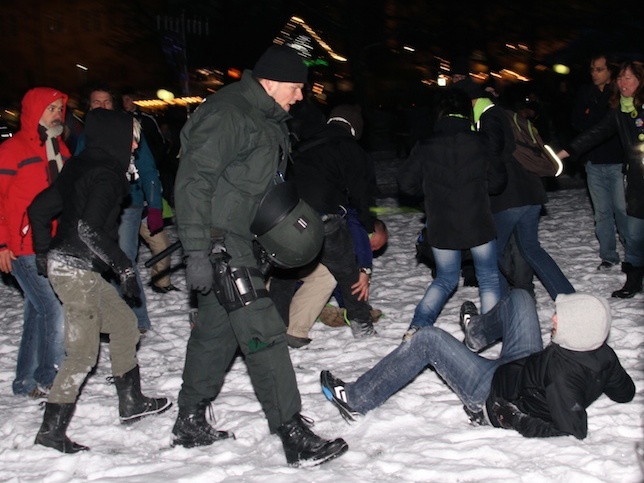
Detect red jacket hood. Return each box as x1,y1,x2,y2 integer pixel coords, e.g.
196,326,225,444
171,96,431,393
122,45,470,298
19,87,68,142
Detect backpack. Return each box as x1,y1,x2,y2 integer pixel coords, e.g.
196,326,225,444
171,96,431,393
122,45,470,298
506,110,563,177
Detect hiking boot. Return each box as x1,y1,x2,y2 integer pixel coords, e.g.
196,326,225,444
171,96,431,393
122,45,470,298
402,325,420,342
350,318,377,338
286,334,312,349
318,305,346,327
35,403,89,453
370,308,383,322
459,301,479,351
113,366,172,424
320,370,360,423
276,413,348,467
172,401,234,448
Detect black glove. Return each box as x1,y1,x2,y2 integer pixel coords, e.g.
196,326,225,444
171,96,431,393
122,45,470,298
119,267,141,299
491,400,522,429
185,250,214,294
36,253,48,277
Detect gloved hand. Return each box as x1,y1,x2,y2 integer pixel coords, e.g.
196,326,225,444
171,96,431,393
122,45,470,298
147,208,164,235
185,251,214,294
491,400,522,429
36,253,48,277
119,267,141,299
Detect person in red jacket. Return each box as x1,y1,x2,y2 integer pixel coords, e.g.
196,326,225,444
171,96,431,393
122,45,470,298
0,87,70,398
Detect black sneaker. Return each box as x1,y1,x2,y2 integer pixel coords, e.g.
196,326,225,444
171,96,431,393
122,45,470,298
320,370,360,422
597,261,616,271
459,301,479,351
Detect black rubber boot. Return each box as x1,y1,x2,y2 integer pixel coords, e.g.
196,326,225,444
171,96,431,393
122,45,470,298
171,400,234,448
113,366,172,424
276,413,348,467
612,265,643,299
35,403,89,453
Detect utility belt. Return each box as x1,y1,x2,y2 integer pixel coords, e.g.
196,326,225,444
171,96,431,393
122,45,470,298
210,239,269,313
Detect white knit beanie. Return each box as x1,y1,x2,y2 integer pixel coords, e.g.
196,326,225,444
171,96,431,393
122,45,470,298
552,292,611,351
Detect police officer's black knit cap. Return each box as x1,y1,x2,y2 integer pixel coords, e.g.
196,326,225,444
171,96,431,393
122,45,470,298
253,45,308,83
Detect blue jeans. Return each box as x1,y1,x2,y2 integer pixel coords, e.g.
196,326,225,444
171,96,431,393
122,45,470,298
494,205,574,300
409,240,500,329
346,290,543,414
585,162,628,265
625,215,644,267
11,255,65,394
117,206,151,331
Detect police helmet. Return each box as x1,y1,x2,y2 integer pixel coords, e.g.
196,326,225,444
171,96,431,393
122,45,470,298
251,181,323,268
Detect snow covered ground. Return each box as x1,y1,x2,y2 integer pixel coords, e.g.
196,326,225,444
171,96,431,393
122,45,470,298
0,187,642,482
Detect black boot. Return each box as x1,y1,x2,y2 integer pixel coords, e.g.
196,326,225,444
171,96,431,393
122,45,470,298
113,366,172,424
276,413,348,467
612,264,644,299
171,400,234,448
35,403,89,453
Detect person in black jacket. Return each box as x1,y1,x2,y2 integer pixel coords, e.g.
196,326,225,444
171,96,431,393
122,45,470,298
27,109,171,454
455,77,575,301
321,289,635,440
272,104,379,342
397,88,507,341
560,60,644,298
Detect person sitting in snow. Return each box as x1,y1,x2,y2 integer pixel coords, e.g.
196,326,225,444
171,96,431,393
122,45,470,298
28,109,171,453
321,289,634,439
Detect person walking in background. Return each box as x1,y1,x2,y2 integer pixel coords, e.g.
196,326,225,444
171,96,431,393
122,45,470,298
121,87,178,295
571,53,628,271
0,87,69,398
455,78,576,301
397,88,507,342
28,109,170,454
560,60,644,298
171,44,347,467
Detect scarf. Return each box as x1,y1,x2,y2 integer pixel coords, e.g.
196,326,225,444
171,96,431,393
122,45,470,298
38,122,64,184
620,96,635,115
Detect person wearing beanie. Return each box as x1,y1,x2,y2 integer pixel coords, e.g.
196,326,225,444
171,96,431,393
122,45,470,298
170,43,347,467
321,289,634,440
268,102,380,344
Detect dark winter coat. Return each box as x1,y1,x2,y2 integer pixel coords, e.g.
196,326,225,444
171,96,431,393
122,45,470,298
28,109,135,275
567,106,644,219
290,124,376,233
174,70,292,251
398,115,506,250
571,83,624,165
479,105,548,213
486,342,635,440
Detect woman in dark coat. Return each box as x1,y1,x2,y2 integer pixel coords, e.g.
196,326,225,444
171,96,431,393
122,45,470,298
561,60,644,298
398,88,507,341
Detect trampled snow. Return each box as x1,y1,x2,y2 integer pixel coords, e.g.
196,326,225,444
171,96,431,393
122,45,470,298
0,187,642,482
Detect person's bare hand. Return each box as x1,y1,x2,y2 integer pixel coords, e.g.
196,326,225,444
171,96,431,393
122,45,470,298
0,249,16,273
351,271,370,301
